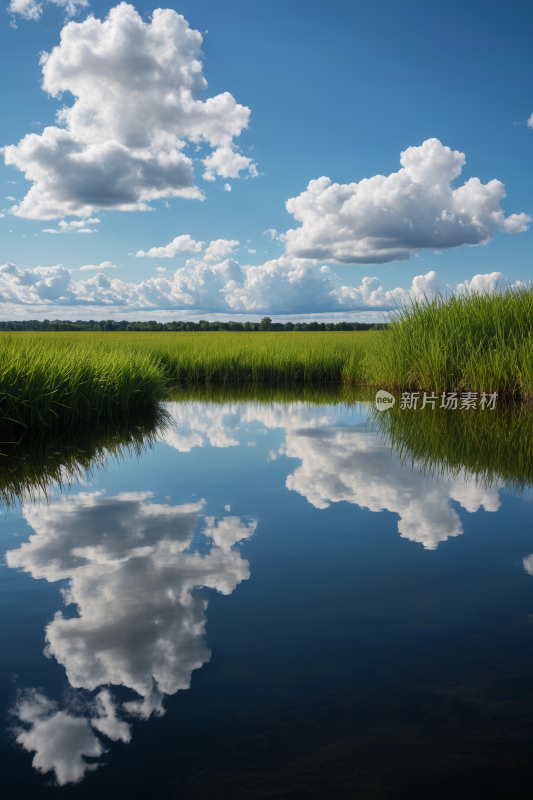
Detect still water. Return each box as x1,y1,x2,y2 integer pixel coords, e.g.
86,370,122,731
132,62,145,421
1,391,533,798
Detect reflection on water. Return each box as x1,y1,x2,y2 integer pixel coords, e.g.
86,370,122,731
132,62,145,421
6,490,255,784
2,389,533,795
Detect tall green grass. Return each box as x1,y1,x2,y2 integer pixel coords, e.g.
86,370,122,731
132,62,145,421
0,335,167,429
355,283,533,396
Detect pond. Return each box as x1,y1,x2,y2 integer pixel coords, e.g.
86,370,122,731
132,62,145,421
1,389,533,799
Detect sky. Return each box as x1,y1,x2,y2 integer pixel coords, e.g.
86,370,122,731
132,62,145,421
0,0,532,322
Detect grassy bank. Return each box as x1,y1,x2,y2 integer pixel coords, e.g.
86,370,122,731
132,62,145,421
355,283,533,396
0,335,167,429
0,331,374,430
2,285,532,429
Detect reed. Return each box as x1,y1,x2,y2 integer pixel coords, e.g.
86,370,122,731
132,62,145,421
0,334,167,430
355,283,533,396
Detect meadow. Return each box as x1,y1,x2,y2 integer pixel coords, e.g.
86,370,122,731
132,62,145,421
1,284,532,430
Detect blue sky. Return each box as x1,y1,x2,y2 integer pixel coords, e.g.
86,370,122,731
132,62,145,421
0,0,532,321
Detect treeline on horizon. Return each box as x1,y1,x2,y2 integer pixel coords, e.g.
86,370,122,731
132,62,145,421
0,318,390,332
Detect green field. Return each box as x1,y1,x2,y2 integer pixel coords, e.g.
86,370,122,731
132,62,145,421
1,284,532,430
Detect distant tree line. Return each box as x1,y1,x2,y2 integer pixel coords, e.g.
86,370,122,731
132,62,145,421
0,317,390,332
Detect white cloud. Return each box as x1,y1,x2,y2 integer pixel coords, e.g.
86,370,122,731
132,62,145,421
224,183,232,192
2,4,256,219
91,690,131,743
248,249,256,254
0,259,521,316
135,234,204,259
43,218,100,234
523,555,533,575
9,0,88,24
282,138,530,264
456,272,509,294
202,146,257,182
77,261,120,272
263,228,279,240
6,196,15,201
4,180,16,184
202,238,240,263
527,113,533,129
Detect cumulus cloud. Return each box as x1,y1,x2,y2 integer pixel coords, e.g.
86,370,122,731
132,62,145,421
2,4,257,219
527,113,533,130
43,218,100,234
224,183,232,192
202,146,257,182
9,0,88,24
523,554,533,575
135,234,204,259
202,238,240,263
91,690,131,743
0,259,521,316
282,139,530,264
77,261,120,272
6,196,15,201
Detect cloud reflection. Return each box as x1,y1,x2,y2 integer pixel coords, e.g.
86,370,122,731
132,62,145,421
163,401,502,549
7,491,256,784
284,427,501,549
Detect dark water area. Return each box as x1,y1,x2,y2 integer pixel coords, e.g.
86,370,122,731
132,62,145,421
1,391,533,799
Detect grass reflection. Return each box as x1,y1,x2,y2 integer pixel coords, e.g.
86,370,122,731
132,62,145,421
0,406,172,510
369,401,533,494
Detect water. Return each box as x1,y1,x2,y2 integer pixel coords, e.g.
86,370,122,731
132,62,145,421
1,392,533,799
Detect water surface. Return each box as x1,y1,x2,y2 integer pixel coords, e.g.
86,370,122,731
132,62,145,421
2,391,533,799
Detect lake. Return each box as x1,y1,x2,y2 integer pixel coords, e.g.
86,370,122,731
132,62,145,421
2,390,533,799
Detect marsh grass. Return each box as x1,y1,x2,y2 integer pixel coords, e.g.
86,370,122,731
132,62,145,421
357,284,533,396
0,335,167,429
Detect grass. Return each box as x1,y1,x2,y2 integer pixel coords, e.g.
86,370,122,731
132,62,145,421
356,283,533,396
0,331,373,430
0,334,167,429
1,284,533,430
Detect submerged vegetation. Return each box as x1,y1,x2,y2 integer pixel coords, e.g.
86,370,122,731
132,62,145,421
1,284,532,430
